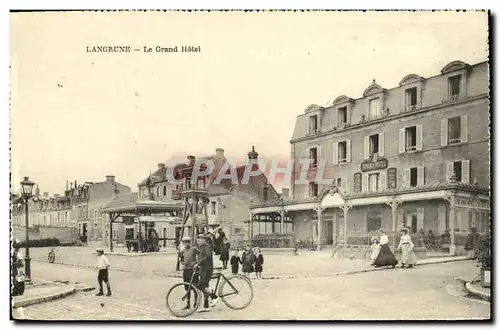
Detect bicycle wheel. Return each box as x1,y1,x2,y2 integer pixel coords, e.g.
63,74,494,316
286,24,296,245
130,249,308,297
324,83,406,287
165,282,201,317
218,274,254,310
48,252,55,263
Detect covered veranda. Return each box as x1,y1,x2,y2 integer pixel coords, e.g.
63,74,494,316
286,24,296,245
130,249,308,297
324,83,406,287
251,182,490,255
101,193,183,252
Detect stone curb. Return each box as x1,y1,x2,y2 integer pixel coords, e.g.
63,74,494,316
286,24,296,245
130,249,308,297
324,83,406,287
465,282,491,302
13,286,76,308
34,256,472,280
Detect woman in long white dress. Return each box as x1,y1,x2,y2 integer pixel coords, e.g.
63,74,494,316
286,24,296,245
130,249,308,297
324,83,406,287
398,228,417,268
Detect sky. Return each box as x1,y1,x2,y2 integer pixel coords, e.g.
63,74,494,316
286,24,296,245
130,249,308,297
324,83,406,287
10,11,489,195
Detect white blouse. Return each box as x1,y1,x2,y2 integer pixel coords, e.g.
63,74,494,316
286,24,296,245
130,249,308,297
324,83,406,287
379,234,389,245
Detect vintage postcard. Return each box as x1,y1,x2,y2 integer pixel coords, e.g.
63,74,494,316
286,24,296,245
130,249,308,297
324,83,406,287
9,10,491,321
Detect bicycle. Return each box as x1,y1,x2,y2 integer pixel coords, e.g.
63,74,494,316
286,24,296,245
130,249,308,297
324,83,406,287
165,266,254,317
48,247,58,263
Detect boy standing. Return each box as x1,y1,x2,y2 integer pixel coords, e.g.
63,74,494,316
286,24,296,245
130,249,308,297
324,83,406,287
95,248,111,296
179,237,199,310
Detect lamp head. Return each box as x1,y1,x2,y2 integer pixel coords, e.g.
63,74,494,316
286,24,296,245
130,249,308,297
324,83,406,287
21,177,35,197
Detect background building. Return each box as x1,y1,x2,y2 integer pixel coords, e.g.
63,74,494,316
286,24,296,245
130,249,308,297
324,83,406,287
106,146,279,247
11,175,131,244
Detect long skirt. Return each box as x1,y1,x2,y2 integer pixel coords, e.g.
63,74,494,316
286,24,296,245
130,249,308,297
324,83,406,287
401,244,417,266
372,244,398,267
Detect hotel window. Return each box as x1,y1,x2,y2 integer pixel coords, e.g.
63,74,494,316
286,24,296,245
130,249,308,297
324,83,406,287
448,75,461,100
448,117,461,144
309,147,318,168
405,126,417,151
163,186,167,196
369,134,379,157
338,142,347,163
399,125,423,153
338,107,347,125
65,211,68,222
309,182,319,197
353,173,362,193
442,115,468,146
368,174,380,192
405,166,425,187
405,87,418,110
157,187,161,197
410,167,418,187
337,178,342,188
446,160,470,183
263,186,269,201
309,115,318,133
368,98,381,119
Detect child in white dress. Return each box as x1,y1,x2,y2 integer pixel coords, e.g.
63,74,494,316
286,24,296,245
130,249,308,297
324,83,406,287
370,237,381,261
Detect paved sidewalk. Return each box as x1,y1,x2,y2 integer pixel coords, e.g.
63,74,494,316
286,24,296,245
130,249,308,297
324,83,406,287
466,282,491,302
12,284,76,309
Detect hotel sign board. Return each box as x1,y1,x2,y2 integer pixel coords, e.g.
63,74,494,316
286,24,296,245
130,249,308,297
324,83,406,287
361,158,388,172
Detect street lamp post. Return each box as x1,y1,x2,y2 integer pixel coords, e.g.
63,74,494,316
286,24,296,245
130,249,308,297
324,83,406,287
21,176,35,283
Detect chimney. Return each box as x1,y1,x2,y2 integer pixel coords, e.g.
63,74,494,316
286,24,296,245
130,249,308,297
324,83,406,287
106,175,115,183
187,155,196,166
281,188,290,199
158,163,166,170
43,192,49,198
247,146,259,170
215,148,224,158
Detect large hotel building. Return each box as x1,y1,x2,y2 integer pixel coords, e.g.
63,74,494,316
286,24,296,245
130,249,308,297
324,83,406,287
251,60,489,255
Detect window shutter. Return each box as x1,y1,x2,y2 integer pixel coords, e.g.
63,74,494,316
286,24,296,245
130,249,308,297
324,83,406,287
441,119,448,146
362,174,369,192
346,140,352,162
417,208,424,232
399,128,406,153
438,204,447,233
380,172,387,191
317,146,321,167
462,160,470,183
417,166,425,186
343,177,347,192
460,115,468,143
379,132,385,157
446,162,454,183
364,136,369,159
404,168,410,187
416,124,423,151
333,143,338,165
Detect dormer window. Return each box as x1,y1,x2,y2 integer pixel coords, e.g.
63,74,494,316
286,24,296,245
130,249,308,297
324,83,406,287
405,87,418,110
309,115,318,134
338,107,347,125
448,75,461,100
368,98,381,120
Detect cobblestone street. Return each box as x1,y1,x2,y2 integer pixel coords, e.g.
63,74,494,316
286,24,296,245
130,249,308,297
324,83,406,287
18,259,490,320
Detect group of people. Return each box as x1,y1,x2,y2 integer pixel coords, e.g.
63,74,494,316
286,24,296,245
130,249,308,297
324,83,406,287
229,246,264,279
370,228,417,269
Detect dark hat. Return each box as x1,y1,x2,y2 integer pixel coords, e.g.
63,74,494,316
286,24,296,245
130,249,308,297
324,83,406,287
196,233,206,239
